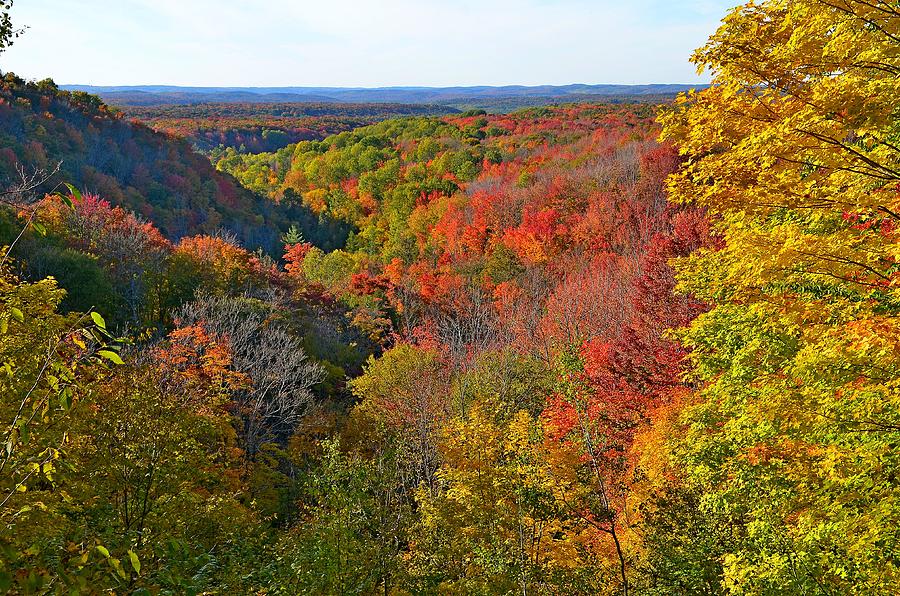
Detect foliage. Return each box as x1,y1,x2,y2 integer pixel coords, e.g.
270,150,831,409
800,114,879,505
8,0,900,592
655,1,900,593
254,439,412,595
0,74,346,253
125,101,457,152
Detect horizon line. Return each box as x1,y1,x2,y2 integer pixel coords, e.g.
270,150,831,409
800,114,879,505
56,82,708,91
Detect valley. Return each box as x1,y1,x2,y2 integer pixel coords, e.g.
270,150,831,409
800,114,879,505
1,1,899,594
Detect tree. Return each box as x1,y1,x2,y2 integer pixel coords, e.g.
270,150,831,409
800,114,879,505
173,234,265,297
350,344,451,493
408,396,610,594
38,191,172,325
178,294,324,457
0,265,134,592
0,183,129,591
75,323,252,592
261,439,412,595
657,1,900,592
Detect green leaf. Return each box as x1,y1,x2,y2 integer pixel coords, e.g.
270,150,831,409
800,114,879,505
90,311,106,329
31,221,46,236
64,183,82,202
127,550,141,574
95,545,110,558
59,388,73,411
98,350,124,365
9,307,23,323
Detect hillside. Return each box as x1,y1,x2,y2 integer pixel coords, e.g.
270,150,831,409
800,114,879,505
0,73,338,251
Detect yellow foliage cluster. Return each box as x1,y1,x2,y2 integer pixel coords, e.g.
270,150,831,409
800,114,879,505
655,1,900,593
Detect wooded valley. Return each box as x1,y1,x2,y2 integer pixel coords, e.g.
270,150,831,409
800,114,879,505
1,1,899,594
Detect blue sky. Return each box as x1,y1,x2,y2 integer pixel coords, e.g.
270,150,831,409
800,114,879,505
2,0,738,87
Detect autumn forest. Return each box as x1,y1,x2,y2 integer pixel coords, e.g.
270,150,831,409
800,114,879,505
2,1,899,594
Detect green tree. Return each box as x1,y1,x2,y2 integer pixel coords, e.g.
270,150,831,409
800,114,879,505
261,440,411,595
0,266,122,592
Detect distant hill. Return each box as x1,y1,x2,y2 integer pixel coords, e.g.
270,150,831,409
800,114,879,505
60,83,705,109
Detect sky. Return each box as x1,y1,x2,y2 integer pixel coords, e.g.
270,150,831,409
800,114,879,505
1,0,738,87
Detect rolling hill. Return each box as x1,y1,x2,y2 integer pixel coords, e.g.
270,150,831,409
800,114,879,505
61,83,706,109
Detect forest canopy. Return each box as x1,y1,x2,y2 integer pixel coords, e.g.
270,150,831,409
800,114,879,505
2,0,900,594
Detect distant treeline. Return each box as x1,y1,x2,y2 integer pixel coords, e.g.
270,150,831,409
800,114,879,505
122,102,458,152
62,83,706,109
